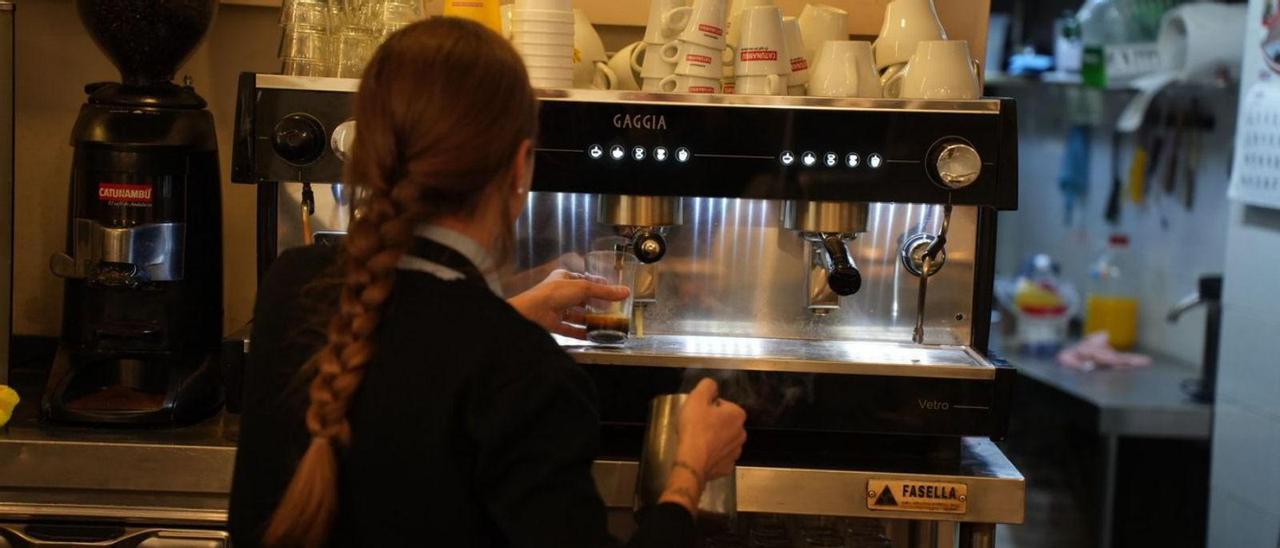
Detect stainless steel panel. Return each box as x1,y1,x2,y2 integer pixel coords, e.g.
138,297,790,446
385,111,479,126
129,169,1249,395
276,182,353,252
253,75,1003,115
516,193,976,345
52,220,186,281
285,192,977,344
591,438,1025,524
557,334,995,380
0,525,227,547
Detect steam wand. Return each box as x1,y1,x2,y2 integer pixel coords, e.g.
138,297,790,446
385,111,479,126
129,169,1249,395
912,202,952,345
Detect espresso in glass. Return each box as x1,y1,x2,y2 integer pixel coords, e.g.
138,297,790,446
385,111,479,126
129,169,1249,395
584,250,637,345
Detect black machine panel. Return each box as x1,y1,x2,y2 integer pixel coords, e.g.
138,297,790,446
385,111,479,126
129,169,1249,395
533,96,1018,209
232,73,352,185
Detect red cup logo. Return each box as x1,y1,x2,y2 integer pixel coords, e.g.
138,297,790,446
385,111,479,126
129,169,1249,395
740,49,779,62
697,23,724,36
687,53,714,65
791,58,809,72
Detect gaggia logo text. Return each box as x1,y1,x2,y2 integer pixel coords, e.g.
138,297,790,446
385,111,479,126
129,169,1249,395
791,58,809,72
697,23,723,36
98,183,153,205
741,49,778,62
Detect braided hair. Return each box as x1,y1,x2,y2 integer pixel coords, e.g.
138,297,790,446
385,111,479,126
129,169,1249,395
263,18,538,547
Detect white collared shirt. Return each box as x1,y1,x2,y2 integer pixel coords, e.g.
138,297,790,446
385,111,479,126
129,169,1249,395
397,224,503,296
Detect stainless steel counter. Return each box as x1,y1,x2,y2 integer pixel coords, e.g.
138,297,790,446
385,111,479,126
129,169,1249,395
2,392,1024,528
1003,346,1212,440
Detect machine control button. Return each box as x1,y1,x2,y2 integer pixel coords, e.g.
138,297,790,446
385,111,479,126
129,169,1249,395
609,145,626,161
801,151,817,167
588,144,604,159
780,151,795,166
633,146,647,161
676,148,691,163
271,113,326,166
846,153,860,168
868,153,883,169
933,141,982,189
654,147,669,162
824,152,839,168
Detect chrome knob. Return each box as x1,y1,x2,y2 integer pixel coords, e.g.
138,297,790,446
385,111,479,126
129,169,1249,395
934,142,982,189
330,120,357,163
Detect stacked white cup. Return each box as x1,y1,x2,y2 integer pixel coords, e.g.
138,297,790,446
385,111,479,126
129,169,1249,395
511,0,574,88
640,0,727,94
733,5,790,95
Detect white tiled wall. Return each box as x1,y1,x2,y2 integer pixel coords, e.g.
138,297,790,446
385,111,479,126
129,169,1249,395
995,85,1236,365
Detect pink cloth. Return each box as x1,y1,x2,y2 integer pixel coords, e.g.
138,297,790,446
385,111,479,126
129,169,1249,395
1056,332,1154,371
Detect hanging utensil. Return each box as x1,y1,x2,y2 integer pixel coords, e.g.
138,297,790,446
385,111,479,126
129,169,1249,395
1105,131,1123,224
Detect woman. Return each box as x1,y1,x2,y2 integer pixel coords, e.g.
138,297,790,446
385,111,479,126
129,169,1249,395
228,17,747,548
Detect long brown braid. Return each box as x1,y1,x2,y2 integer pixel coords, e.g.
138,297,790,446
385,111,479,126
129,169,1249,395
264,18,538,547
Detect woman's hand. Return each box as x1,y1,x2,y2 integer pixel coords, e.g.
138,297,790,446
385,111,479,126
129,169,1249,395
659,378,747,513
507,269,630,339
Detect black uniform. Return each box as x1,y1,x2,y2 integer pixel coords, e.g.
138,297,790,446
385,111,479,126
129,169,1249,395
229,243,694,547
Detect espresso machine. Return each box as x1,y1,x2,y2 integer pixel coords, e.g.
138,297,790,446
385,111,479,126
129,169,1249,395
43,0,224,425
233,76,1023,547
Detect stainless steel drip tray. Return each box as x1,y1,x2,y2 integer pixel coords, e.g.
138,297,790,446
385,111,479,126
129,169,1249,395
556,335,996,381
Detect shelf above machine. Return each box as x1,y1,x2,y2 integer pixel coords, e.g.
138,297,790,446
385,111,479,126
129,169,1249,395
556,334,998,380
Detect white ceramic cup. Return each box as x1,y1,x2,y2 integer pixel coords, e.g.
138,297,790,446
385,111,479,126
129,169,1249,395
572,9,608,88
517,43,574,57
645,0,692,44
885,40,980,99
782,16,810,86
736,73,785,95
666,0,728,49
500,4,513,39
808,40,881,98
726,0,775,49
603,41,644,90
659,74,721,93
512,7,574,22
512,19,573,33
513,31,575,46
642,77,664,91
661,40,723,79
515,0,570,11
639,41,678,79
797,3,848,63
872,0,946,72
523,54,574,70
734,5,789,77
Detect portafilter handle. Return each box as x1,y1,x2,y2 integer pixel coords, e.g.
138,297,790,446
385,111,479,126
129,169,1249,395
817,234,862,297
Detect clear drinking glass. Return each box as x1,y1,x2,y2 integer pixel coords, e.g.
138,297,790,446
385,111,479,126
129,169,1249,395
584,250,637,345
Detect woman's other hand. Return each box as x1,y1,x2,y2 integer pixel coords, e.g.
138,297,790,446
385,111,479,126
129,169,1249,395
507,269,630,339
659,378,747,513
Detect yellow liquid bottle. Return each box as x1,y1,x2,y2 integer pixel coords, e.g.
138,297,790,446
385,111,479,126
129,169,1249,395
1085,234,1140,351
1084,294,1139,350
443,0,503,33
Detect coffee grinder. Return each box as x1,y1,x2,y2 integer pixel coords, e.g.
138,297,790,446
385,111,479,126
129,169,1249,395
44,0,223,425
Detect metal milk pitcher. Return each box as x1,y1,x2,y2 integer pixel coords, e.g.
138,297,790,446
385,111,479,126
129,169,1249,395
635,393,737,522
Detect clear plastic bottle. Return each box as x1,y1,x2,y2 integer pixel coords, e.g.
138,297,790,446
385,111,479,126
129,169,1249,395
1077,0,1130,87
1084,234,1140,350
